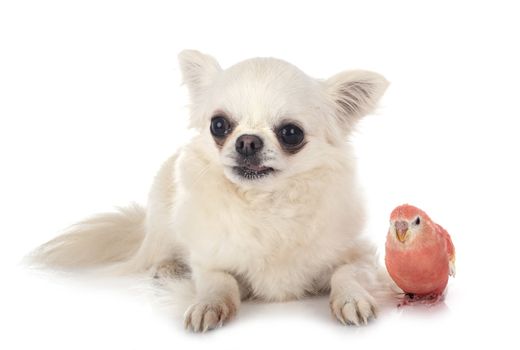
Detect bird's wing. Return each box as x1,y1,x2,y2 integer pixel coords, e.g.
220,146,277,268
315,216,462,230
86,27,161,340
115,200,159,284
435,223,456,277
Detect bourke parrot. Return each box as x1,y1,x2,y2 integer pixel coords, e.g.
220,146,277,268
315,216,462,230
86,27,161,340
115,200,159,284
385,204,456,304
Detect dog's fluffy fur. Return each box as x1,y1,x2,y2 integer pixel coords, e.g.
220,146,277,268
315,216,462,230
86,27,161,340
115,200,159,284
31,50,391,331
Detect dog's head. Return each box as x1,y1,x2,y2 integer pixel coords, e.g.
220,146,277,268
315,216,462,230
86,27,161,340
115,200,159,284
178,50,388,187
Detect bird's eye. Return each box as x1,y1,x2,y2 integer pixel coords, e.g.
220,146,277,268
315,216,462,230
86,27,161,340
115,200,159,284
277,123,305,147
414,217,421,225
210,116,232,137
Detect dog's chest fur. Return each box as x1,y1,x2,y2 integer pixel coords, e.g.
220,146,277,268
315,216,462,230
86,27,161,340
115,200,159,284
171,148,364,301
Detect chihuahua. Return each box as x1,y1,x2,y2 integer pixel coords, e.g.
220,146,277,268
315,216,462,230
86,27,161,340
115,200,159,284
33,50,390,331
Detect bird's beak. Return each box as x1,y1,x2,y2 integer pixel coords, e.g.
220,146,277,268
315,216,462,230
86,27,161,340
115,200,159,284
395,220,409,243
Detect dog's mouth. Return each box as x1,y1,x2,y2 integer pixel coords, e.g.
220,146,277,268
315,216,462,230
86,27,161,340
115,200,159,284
232,164,275,180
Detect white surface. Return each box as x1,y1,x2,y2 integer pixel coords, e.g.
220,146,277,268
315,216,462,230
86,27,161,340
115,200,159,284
1,1,519,349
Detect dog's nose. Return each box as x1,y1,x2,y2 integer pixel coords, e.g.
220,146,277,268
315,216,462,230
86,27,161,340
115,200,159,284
235,134,263,156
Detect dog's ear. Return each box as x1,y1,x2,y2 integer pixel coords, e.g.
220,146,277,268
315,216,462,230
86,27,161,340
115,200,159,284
325,70,389,130
178,50,221,100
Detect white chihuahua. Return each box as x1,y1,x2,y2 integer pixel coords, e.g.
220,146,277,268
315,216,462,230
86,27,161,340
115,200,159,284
33,50,390,331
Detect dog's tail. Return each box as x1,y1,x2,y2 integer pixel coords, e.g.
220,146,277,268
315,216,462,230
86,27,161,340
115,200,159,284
28,203,147,270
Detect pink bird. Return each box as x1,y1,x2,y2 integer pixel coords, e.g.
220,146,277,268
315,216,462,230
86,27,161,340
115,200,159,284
385,204,455,304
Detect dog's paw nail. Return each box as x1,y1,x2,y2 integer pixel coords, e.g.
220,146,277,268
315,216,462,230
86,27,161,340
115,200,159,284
184,300,235,332
330,294,377,327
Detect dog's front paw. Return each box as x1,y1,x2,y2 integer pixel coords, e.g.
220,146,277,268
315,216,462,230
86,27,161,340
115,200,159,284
330,292,377,326
184,298,237,332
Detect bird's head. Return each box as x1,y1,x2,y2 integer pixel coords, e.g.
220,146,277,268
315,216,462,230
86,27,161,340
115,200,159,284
388,204,433,244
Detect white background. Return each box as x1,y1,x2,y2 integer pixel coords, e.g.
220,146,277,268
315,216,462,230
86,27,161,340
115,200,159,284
1,1,519,349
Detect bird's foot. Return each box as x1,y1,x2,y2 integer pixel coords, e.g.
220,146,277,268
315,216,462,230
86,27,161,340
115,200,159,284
398,293,415,307
397,292,445,307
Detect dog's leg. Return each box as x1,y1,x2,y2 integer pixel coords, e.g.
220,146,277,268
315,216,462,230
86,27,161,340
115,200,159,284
329,264,378,326
153,259,191,280
184,269,240,332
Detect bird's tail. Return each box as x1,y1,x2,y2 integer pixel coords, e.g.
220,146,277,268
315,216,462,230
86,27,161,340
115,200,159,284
28,204,147,272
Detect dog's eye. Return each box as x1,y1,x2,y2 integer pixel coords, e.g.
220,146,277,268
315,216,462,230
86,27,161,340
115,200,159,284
210,116,231,137
278,124,304,146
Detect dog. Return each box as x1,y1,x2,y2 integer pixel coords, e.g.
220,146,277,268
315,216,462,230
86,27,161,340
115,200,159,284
32,50,390,331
